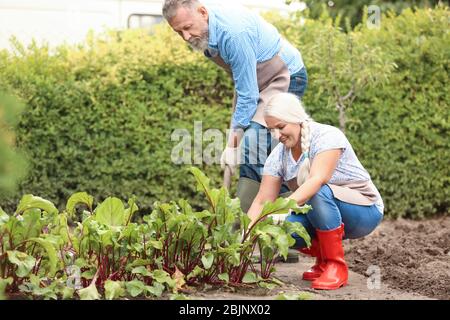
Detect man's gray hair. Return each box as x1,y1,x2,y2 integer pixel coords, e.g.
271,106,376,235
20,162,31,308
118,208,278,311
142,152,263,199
162,0,201,20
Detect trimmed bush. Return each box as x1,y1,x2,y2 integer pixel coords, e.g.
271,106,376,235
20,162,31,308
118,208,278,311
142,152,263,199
0,28,233,212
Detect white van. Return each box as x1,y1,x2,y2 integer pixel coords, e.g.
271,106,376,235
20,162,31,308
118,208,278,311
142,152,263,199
0,0,305,51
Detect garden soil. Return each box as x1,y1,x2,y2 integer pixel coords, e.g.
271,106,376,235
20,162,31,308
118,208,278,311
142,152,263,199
190,216,449,300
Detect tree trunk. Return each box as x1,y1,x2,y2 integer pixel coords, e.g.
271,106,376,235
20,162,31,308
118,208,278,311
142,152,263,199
338,103,346,133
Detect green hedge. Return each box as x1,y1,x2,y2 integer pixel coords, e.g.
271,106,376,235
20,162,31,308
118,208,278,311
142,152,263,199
0,93,27,193
0,28,233,212
0,7,448,218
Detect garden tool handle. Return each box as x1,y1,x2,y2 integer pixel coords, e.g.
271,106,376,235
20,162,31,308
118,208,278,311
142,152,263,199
223,165,232,189
223,91,237,190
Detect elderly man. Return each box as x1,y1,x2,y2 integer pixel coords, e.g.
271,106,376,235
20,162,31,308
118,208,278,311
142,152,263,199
162,0,307,215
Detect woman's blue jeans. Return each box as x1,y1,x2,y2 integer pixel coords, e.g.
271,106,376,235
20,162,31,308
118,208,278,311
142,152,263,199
287,185,383,248
239,67,308,194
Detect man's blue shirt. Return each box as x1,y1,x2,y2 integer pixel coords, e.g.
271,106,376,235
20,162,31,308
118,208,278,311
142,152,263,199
205,5,304,129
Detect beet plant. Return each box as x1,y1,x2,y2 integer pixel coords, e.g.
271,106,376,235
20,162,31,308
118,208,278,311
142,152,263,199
0,167,311,299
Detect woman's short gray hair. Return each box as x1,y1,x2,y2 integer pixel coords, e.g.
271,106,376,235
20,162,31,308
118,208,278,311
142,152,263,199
162,0,201,20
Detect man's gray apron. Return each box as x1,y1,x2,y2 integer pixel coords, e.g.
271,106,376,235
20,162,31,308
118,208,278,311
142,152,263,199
206,50,291,213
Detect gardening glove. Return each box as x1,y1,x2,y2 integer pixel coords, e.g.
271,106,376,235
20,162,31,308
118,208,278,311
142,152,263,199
270,209,295,224
270,213,289,224
220,146,241,176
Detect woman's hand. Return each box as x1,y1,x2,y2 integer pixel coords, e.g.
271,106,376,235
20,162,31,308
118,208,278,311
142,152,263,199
246,175,282,227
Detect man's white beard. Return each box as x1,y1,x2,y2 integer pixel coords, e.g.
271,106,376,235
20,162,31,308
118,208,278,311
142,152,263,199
188,31,209,52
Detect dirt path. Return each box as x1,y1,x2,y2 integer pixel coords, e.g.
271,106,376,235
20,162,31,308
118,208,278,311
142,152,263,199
191,258,431,300
190,217,449,300
345,216,450,300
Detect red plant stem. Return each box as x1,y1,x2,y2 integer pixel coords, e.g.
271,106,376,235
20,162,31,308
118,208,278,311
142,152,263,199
183,235,195,270
249,262,257,275
187,237,206,272
142,235,146,259
30,242,37,257
112,243,117,271
163,233,172,268
0,231,6,250
171,227,182,265
59,248,67,271
9,230,14,250
242,211,277,243
34,257,42,275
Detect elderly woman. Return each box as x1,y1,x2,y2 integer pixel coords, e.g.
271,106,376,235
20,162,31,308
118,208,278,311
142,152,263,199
247,93,384,290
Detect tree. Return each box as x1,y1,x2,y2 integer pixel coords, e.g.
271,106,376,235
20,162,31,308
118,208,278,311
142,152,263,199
307,14,395,132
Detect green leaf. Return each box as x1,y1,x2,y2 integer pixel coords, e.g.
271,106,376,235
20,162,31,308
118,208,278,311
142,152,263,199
7,250,36,277
125,280,146,298
260,197,299,218
61,286,75,300
275,292,313,300
125,259,152,270
78,281,100,300
258,281,278,290
145,282,165,297
149,240,163,250
291,204,312,215
287,222,311,248
201,252,214,270
189,167,216,209
187,266,205,280
189,167,211,194
0,278,13,300
81,269,96,280
123,197,139,225
94,197,125,227
218,273,229,283
29,283,58,300
66,192,94,217
131,266,152,277
150,270,173,285
104,280,125,300
242,272,258,284
28,237,58,277
15,194,58,215
0,207,9,226
170,293,190,300
16,209,42,240
270,277,284,286
275,233,290,259
148,270,176,290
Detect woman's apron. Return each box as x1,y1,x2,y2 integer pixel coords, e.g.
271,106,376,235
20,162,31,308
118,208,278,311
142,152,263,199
281,147,379,206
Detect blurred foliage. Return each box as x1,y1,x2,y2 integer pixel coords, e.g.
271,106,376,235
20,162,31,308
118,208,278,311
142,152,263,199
0,6,448,218
0,92,27,194
287,0,444,28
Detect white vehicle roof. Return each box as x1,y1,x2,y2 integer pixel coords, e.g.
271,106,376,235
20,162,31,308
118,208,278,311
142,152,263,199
0,0,305,51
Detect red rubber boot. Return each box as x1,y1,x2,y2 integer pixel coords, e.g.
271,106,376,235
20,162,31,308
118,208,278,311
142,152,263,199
298,238,325,281
311,224,348,290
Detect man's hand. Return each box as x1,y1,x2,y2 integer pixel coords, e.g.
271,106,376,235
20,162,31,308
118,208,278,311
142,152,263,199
220,146,241,176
